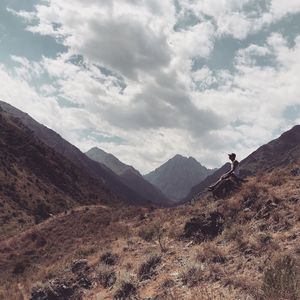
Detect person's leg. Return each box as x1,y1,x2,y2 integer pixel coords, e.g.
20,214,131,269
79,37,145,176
209,176,224,189
230,173,244,183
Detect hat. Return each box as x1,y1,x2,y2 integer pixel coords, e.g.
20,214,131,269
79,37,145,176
228,153,236,159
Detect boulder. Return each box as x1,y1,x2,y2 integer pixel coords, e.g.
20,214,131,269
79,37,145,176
182,211,225,243
212,179,239,198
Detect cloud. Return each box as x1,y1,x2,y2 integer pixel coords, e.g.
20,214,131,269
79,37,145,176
1,0,300,174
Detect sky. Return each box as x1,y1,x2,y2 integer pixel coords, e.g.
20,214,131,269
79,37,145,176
0,0,300,174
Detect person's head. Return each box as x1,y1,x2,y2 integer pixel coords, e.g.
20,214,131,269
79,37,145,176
228,153,236,161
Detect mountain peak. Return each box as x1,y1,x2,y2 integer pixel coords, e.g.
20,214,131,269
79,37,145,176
144,155,214,201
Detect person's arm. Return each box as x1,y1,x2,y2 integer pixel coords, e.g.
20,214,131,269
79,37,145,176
222,162,237,179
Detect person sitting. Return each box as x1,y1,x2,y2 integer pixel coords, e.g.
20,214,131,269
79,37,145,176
208,153,243,191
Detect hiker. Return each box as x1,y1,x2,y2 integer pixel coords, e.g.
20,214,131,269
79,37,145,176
208,153,243,191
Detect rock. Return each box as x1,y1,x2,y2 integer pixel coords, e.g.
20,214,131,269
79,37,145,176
212,178,239,198
182,211,225,243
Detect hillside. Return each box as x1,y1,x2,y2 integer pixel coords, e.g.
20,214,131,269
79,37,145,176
86,147,172,206
0,166,299,299
186,125,300,202
0,101,160,206
86,147,139,176
144,155,215,201
0,108,118,239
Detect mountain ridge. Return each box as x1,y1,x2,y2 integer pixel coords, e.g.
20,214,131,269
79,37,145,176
0,101,162,206
144,154,215,201
86,147,172,205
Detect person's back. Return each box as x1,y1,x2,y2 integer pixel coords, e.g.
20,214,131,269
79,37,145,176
232,159,239,176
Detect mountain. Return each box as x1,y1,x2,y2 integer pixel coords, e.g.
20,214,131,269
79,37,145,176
0,107,119,238
85,147,139,176
185,125,300,201
86,147,172,206
239,124,300,176
0,101,168,207
144,154,215,201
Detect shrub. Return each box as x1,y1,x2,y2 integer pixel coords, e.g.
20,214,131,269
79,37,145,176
180,258,203,288
180,265,203,287
262,255,300,300
100,252,119,266
97,265,116,288
138,255,161,281
138,224,160,242
113,282,137,300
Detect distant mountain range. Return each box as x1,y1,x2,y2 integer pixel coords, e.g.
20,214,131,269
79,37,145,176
85,147,172,205
144,154,215,201
0,101,170,207
185,125,300,202
86,147,140,176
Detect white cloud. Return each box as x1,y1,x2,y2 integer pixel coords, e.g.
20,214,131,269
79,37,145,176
1,0,300,174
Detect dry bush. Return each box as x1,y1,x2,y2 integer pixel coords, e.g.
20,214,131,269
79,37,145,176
267,173,286,187
100,252,119,266
138,224,160,242
180,258,203,287
75,246,97,258
138,254,161,281
221,223,244,242
113,271,137,300
196,242,226,264
96,265,116,288
262,255,300,300
190,286,228,300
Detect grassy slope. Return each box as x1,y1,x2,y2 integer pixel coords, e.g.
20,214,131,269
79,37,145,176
0,110,118,240
0,167,299,299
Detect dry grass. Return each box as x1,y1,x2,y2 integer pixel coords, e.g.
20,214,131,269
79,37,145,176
1,167,300,299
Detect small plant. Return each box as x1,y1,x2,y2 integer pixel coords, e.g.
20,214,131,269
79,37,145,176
100,252,119,266
138,255,161,281
76,246,97,258
262,255,300,299
97,265,117,288
180,259,203,287
138,224,160,242
113,271,137,300
113,281,137,300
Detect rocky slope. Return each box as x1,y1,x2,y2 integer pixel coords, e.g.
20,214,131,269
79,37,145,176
86,147,172,206
0,101,162,206
0,108,118,239
144,154,215,201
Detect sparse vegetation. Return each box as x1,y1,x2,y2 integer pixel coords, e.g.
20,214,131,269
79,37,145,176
100,252,119,266
138,223,160,242
1,168,300,299
262,255,300,300
180,260,203,287
138,254,161,281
